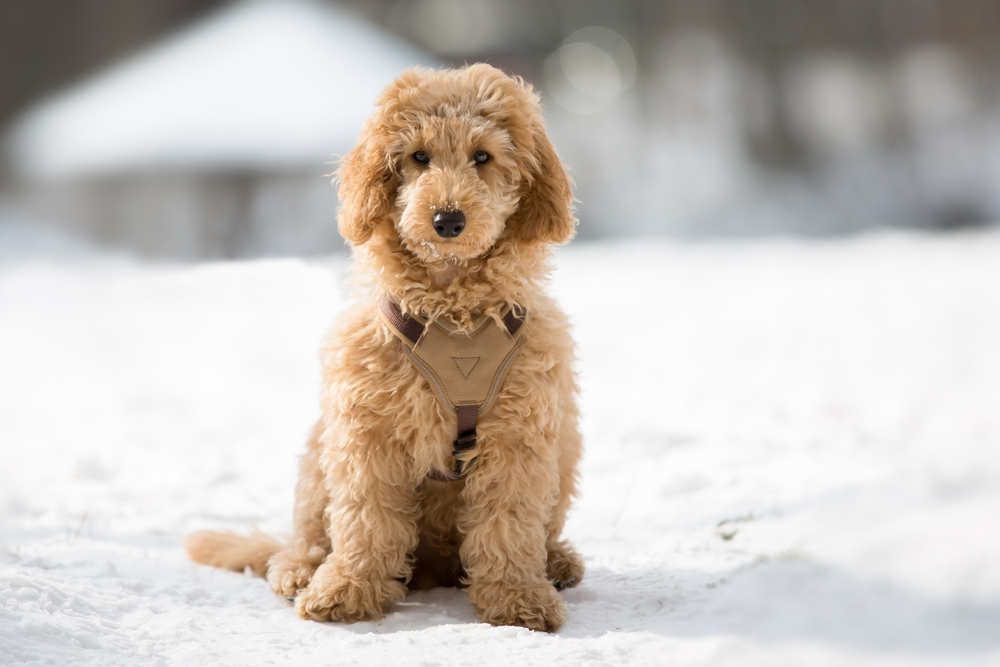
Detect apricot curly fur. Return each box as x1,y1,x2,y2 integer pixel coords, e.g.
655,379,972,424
186,64,584,632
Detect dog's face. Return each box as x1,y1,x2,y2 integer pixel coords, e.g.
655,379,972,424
393,113,521,262
335,65,576,262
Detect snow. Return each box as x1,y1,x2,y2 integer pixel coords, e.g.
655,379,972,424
1,231,999,666
5,0,433,179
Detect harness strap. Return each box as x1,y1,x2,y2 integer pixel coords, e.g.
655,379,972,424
379,292,525,340
456,404,478,442
502,305,526,336
425,404,479,483
379,293,425,343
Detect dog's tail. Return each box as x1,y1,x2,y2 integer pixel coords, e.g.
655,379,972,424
185,528,283,578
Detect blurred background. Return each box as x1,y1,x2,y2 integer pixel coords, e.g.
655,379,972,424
1,0,998,259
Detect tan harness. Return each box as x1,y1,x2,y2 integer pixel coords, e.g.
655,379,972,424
378,293,526,481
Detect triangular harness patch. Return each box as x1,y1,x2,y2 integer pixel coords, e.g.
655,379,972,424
452,356,480,380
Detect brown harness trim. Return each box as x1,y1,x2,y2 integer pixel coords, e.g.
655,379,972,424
380,292,524,340
379,294,526,483
379,293,425,344
502,304,526,336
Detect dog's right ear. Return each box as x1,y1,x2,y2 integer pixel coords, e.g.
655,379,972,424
508,127,577,246
334,115,398,246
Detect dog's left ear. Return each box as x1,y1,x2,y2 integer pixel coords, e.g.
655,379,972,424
334,115,398,246
508,125,577,245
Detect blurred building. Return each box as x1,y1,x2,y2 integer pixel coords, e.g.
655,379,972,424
2,0,431,258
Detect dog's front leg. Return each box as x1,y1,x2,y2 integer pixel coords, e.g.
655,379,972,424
459,441,567,632
294,425,418,623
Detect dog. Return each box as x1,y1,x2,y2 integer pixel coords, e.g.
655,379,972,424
186,64,584,633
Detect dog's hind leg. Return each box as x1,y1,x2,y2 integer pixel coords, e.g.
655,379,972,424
267,420,331,599
545,416,585,591
546,540,584,592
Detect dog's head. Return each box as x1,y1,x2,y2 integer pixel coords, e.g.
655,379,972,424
335,65,575,262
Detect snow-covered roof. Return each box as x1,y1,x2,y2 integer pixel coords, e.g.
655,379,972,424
6,0,433,179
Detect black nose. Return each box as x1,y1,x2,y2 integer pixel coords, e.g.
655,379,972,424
432,210,465,238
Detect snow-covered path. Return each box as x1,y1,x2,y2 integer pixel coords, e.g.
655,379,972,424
2,233,999,666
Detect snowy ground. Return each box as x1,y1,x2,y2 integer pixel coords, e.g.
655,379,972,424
1,230,999,666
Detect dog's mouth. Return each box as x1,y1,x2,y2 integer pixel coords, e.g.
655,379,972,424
397,208,504,264
409,237,460,262
402,233,494,264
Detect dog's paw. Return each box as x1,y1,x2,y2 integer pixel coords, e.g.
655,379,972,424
266,544,326,599
294,563,405,623
470,581,568,633
546,541,584,591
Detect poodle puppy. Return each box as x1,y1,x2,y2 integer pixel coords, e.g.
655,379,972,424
186,64,584,633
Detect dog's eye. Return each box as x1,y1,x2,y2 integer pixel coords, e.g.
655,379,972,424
474,151,490,165
413,151,430,164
